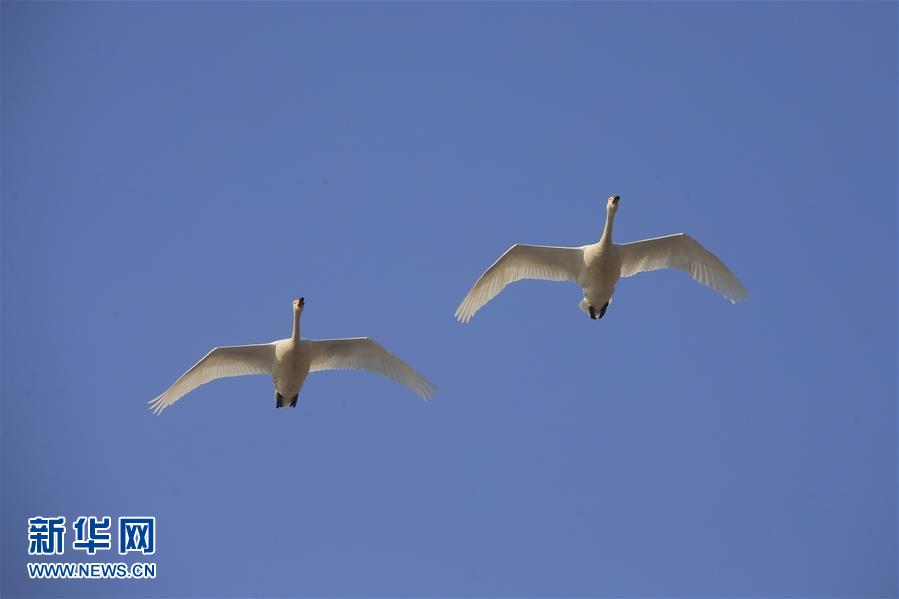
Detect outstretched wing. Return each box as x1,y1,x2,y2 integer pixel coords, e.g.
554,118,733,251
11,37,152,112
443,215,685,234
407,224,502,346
618,233,748,303
455,244,585,323
148,343,276,415
305,337,436,400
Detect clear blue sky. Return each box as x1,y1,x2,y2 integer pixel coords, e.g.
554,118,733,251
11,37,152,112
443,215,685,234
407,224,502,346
2,2,896,597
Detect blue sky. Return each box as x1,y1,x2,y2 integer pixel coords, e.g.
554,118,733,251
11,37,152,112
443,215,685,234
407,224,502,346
2,2,896,597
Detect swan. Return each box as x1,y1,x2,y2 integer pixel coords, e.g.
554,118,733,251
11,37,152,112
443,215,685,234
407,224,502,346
455,195,748,322
149,298,435,414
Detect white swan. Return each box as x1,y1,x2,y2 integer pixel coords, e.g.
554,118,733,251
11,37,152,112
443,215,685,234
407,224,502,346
149,298,435,414
455,195,748,322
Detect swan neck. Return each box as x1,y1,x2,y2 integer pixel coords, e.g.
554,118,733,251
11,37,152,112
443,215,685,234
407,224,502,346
600,206,616,245
292,310,301,341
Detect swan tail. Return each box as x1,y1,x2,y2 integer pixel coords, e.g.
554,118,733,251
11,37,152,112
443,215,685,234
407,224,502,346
578,298,590,315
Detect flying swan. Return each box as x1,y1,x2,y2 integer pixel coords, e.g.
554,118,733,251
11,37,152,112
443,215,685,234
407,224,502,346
149,298,435,414
455,195,748,322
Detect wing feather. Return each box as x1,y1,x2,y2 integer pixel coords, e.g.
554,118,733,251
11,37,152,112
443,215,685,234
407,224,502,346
455,244,584,323
148,343,276,415
305,338,436,400
618,233,748,303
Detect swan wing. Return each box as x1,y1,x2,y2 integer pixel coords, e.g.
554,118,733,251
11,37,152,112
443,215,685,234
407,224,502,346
306,338,436,400
148,343,276,414
455,244,584,323
618,233,748,303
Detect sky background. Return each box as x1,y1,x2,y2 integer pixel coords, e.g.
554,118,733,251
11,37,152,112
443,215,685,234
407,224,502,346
2,2,896,598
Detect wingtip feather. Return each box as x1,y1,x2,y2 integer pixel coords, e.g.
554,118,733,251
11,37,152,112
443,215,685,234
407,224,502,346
148,393,168,415
420,381,437,400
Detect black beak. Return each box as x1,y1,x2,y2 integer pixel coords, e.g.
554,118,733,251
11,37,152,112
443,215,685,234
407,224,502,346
612,196,620,205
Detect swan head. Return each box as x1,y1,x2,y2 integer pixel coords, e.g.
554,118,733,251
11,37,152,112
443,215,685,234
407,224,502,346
607,195,620,211
293,297,305,314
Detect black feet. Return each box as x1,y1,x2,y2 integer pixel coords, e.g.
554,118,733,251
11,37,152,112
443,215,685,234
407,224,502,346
588,303,609,320
275,392,299,408
276,392,298,408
